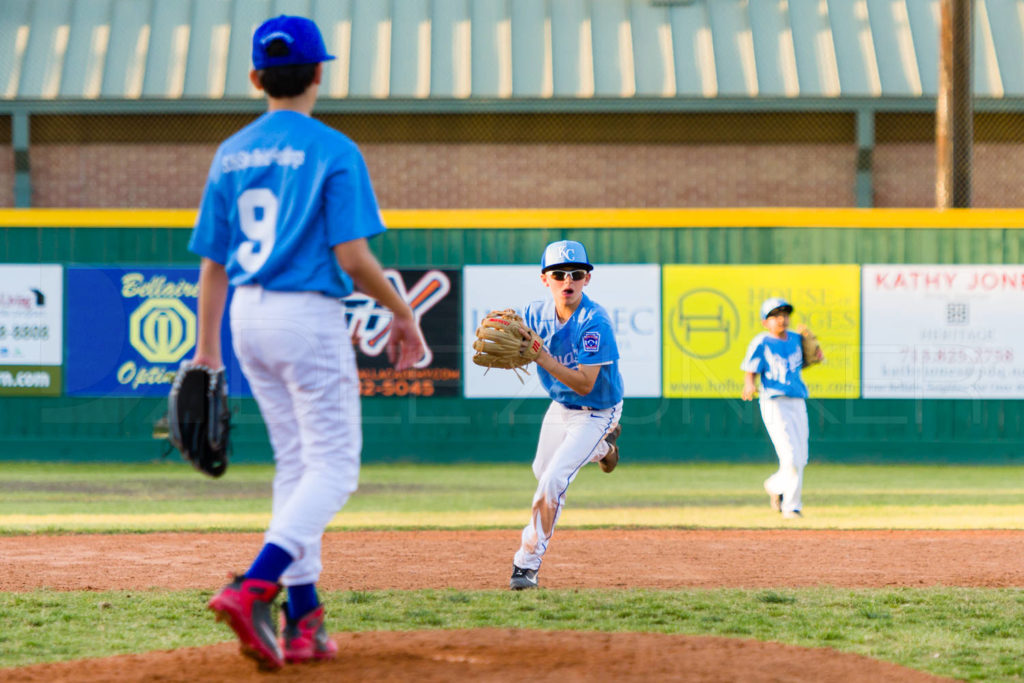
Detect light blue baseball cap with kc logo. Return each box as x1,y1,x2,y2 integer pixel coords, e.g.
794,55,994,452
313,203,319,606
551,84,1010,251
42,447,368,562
541,240,593,272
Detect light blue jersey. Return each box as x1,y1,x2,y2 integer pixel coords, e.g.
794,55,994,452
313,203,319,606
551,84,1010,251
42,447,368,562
741,331,809,399
523,294,624,409
190,110,384,298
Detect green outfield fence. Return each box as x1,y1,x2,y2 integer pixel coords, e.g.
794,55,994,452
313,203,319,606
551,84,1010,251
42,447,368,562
1,208,1023,465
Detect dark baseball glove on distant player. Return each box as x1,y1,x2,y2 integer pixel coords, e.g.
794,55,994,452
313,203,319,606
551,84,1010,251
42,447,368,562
167,361,230,478
472,309,543,382
795,324,824,368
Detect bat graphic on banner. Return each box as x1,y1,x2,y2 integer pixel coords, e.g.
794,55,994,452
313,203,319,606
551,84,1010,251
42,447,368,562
343,269,451,368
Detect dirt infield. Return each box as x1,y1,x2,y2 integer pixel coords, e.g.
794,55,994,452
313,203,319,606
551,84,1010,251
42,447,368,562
4,528,1024,592
4,528,1012,681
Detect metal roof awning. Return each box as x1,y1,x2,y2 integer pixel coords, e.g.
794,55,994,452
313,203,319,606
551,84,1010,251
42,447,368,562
0,0,1022,103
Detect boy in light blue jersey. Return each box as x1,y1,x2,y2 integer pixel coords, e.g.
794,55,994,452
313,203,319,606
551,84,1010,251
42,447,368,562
509,240,624,590
741,297,823,520
192,15,424,671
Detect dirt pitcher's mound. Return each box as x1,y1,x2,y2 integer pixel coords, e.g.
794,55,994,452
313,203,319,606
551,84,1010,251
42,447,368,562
0,629,955,682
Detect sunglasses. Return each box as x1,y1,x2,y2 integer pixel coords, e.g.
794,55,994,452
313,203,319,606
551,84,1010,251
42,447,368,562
546,269,588,282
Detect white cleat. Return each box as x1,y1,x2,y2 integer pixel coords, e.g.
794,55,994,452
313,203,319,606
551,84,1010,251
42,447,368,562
764,481,782,513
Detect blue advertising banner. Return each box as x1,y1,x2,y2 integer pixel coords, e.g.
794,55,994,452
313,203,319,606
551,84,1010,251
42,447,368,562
66,267,251,397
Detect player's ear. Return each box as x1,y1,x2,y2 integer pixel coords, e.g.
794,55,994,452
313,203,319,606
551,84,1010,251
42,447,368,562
249,70,264,91
313,62,323,85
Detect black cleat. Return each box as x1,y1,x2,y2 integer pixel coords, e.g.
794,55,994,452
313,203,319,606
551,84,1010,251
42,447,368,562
509,565,539,590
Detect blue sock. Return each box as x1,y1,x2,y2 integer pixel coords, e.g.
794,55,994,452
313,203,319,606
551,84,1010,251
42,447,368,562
244,543,293,583
287,584,319,620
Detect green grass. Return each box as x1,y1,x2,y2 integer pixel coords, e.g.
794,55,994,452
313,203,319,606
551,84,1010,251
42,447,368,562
5,461,1024,680
4,587,1024,680
4,461,1024,531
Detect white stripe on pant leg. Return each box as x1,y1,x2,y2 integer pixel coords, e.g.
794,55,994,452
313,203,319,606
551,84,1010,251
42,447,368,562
514,402,623,569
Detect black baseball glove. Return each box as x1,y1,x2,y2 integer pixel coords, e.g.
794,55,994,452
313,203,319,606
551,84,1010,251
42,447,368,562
167,361,230,478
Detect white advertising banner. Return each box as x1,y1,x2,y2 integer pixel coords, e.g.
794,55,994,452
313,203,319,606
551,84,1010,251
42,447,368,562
0,264,63,365
863,265,1024,398
463,265,661,398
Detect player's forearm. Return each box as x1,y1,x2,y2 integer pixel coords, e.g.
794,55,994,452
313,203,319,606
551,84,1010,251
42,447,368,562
741,371,759,400
195,258,228,366
333,240,414,320
536,351,598,396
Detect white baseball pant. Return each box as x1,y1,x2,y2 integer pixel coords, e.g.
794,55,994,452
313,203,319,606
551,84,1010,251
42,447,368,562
230,285,361,586
514,400,623,571
759,395,808,514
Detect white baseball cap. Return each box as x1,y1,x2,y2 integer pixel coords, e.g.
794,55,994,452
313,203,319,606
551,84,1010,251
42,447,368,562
760,297,793,320
541,240,593,272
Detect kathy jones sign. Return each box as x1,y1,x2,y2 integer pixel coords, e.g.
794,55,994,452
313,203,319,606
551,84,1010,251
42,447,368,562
862,265,1024,399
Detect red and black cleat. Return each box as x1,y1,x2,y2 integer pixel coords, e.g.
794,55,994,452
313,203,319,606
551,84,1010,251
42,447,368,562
282,604,339,663
208,575,284,670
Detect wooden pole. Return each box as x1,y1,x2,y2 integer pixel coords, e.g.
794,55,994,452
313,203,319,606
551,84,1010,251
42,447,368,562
936,0,973,208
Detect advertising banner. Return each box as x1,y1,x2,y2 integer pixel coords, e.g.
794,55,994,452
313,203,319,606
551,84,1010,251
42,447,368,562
863,265,1024,398
65,267,250,397
344,269,461,397
463,265,661,399
663,265,860,398
0,264,63,396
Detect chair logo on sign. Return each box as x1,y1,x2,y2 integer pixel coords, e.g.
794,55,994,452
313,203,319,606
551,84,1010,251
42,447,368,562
668,288,740,359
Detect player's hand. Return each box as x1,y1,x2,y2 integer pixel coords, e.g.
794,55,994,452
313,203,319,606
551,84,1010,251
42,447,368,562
741,380,757,401
387,313,425,371
189,353,223,371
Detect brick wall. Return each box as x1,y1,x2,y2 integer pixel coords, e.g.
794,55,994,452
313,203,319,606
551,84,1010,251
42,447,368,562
16,140,1024,209
0,146,12,207
26,142,858,209
365,143,856,208
874,143,1024,208
30,145,215,208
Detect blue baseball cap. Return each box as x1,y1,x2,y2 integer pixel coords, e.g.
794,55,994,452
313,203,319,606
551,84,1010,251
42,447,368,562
252,15,335,69
760,297,793,320
541,240,593,272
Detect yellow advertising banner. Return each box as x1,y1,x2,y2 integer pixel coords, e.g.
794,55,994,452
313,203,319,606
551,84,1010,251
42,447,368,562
663,265,861,398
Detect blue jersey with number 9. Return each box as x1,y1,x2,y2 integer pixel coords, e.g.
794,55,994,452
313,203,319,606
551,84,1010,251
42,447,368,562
190,110,385,298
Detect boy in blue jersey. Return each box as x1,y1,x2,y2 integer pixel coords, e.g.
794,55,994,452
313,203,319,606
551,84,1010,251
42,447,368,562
509,240,624,590
741,298,822,520
190,16,424,670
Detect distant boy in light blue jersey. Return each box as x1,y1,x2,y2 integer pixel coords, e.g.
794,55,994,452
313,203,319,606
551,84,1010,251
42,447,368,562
741,297,823,520
193,15,424,671
509,240,624,591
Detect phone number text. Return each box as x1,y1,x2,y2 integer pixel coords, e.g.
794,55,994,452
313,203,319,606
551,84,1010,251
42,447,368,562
360,379,435,397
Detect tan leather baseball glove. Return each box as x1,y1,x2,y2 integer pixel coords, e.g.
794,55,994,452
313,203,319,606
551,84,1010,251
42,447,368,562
795,324,824,368
471,309,543,382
